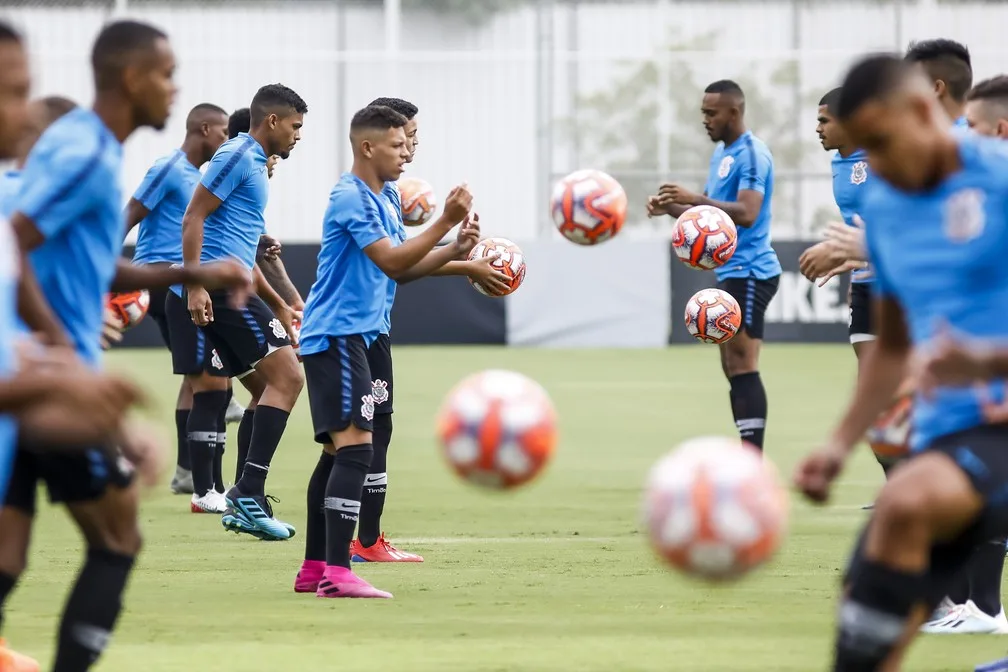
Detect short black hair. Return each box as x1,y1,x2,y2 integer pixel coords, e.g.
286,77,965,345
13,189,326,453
37,96,76,124
349,105,408,134
368,97,418,120
819,87,843,113
967,75,1008,103
905,39,972,102
228,107,250,139
837,53,910,121
704,79,745,99
0,21,22,44
91,20,168,92
250,84,307,127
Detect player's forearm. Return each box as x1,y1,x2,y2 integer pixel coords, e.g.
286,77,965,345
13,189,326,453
258,257,302,306
831,344,907,450
395,244,461,284
0,373,60,412
383,220,456,277
665,204,692,219
17,254,71,348
693,196,753,227
253,264,289,312
181,213,204,271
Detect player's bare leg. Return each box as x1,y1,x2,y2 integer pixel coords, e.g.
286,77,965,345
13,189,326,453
169,378,195,495
719,329,768,452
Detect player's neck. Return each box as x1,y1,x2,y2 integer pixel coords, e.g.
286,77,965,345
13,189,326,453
943,99,965,125
179,137,205,168
351,161,384,194
836,144,858,158
248,128,271,157
92,95,137,143
721,125,746,146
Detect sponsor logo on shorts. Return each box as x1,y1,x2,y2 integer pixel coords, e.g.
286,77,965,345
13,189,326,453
371,379,389,405
361,394,375,421
211,349,223,370
268,318,288,340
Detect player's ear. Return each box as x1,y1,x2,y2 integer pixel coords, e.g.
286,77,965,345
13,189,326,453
934,79,946,99
121,64,143,99
996,119,1008,140
361,139,373,159
200,121,210,138
267,112,278,130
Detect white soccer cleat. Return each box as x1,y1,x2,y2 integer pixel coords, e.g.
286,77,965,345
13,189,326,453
921,600,1008,634
225,397,246,425
191,490,228,514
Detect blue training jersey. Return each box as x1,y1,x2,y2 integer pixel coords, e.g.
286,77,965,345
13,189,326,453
131,149,201,265
832,149,872,283
704,131,782,281
300,173,402,353
0,216,20,501
0,170,20,217
379,181,407,335
199,133,269,271
864,133,1008,451
13,108,123,367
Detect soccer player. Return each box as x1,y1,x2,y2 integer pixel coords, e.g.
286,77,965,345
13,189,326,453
343,97,508,564
905,38,972,128
181,83,308,541
123,103,236,509
0,21,252,672
294,104,474,598
647,80,781,454
794,54,1008,669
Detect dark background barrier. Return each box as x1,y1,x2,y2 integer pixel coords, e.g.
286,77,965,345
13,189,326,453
118,245,507,348
668,241,852,345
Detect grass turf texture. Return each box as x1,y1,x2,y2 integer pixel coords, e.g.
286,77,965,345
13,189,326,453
5,345,1006,671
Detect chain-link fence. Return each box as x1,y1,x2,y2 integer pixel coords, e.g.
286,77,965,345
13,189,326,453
1,0,1003,241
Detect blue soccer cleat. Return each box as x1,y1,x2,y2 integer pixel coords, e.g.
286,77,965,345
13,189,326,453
222,487,294,541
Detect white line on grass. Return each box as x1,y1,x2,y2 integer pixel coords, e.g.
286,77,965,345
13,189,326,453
395,536,625,545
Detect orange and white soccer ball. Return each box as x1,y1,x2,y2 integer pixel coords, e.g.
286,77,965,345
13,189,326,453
467,237,526,297
672,205,738,270
106,290,150,330
643,436,789,581
397,177,437,226
867,394,911,464
436,369,557,490
684,288,742,344
550,169,627,246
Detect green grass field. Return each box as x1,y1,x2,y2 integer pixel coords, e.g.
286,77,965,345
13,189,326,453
5,345,1007,671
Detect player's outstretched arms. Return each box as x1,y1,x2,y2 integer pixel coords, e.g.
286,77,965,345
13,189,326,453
395,212,481,283
794,296,910,503
365,183,472,279
647,193,691,219
658,183,762,227
109,257,252,297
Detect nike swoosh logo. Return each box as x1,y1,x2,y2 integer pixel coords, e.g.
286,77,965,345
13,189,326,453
364,476,384,485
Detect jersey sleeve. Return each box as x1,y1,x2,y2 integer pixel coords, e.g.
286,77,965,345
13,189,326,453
201,147,247,203
14,136,102,240
334,192,389,250
862,205,895,299
133,158,175,211
739,145,772,195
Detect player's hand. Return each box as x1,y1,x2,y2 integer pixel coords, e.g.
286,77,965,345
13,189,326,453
466,254,510,296
647,195,672,218
817,259,868,287
915,321,993,394
453,212,481,258
793,441,848,504
258,234,282,261
100,306,125,350
276,304,302,348
798,241,845,281
657,183,700,206
193,261,253,309
116,419,166,490
823,218,868,262
441,183,473,226
187,287,213,326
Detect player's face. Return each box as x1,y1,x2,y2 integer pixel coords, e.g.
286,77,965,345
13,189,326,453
270,112,303,160
372,126,410,182
816,105,847,151
701,93,734,143
16,100,51,162
0,40,30,161
965,100,1008,139
129,38,177,131
403,117,418,162
204,116,228,157
842,95,942,191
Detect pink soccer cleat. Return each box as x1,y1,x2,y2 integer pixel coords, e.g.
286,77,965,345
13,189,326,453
316,566,393,599
294,560,325,593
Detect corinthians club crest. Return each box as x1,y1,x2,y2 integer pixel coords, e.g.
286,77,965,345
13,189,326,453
717,155,734,179
850,161,868,186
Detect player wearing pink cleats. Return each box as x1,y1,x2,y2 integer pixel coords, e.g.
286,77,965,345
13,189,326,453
293,560,392,599
350,533,423,563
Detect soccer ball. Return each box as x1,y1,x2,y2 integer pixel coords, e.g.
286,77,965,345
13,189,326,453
642,436,789,581
550,169,627,245
684,288,742,344
467,237,526,297
106,290,150,329
397,177,437,226
867,394,911,464
436,369,557,490
672,205,737,270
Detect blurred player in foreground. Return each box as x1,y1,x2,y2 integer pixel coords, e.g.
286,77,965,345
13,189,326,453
294,105,475,598
648,80,782,454
794,54,1008,669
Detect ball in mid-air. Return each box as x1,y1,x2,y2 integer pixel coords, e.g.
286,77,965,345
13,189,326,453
672,205,737,270
684,288,742,344
550,169,627,246
397,177,437,226
642,436,789,581
106,290,150,330
436,369,557,490
467,237,526,297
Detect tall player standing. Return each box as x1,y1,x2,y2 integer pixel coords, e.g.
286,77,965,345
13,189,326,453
0,21,251,672
294,105,476,598
648,80,781,454
180,83,308,541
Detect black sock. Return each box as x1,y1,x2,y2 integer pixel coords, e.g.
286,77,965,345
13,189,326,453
969,540,1006,617
947,572,970,606
53,548,134,672
213,391,229,493
0,571,16,631
359,414,392,548
324,444,373,569
237,406,289,495
188,391,228,497
834,559,924,672
305,451,335,563
729,372,768,451
175,409,190,471
235,409,255,484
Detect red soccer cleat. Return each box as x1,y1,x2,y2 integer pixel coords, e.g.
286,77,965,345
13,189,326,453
350,533,424,563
